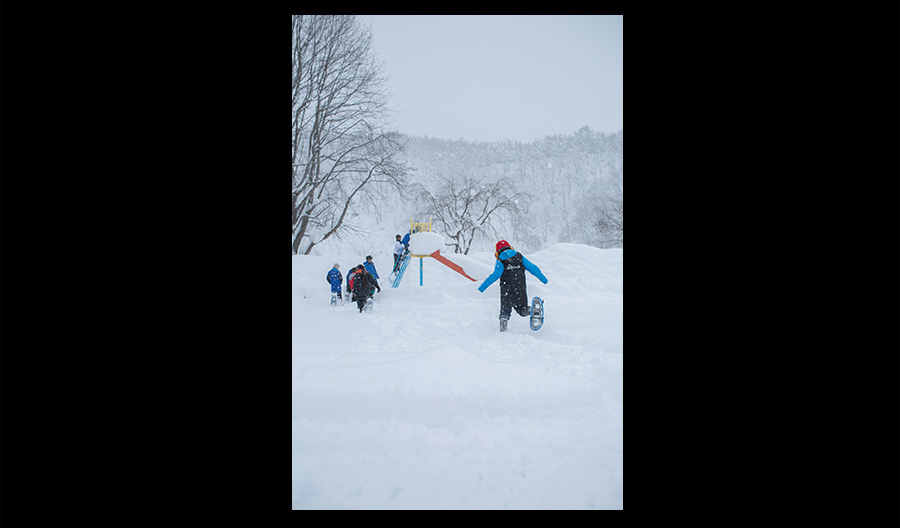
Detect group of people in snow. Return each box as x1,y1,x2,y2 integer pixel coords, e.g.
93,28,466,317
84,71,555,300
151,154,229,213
328,233,549,330
326,255,381,313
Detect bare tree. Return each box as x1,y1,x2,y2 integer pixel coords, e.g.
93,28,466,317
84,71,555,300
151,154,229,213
292,15,406,255
417,176,527,255
592,168,623,248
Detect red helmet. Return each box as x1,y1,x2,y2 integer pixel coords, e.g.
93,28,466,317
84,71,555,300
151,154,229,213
496,240,511,253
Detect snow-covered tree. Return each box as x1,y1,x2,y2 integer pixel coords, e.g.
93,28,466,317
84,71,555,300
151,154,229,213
590,167,622,248
415,175,527,255
292,15,406,255
398,128,623,252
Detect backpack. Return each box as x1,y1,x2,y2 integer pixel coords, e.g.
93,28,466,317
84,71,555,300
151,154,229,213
351,271,363,290
499,252,525,287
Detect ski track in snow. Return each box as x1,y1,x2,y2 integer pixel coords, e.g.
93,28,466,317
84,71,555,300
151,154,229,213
292,244,623,509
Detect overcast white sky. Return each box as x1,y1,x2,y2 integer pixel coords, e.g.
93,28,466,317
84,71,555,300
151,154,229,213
358,15,623,143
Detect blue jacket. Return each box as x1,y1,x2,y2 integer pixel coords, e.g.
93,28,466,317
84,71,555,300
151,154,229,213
478,249,548,293
363,261,379,280
327,268,343,292
401,232,411,249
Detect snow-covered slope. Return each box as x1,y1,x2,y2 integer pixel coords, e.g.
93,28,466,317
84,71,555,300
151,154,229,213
292,243,623,509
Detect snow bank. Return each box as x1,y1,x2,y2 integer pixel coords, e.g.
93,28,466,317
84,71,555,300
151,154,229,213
409,231,445,255
292,243,623,510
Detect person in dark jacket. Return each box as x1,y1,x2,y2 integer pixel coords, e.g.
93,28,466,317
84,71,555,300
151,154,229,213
478,240,549,332
326,263,343,301
352,266,377,313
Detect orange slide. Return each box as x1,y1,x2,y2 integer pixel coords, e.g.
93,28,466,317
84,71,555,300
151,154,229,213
430,250,477,282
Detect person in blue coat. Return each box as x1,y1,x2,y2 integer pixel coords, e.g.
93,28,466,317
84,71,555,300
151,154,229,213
326,263,343,301
363,256,382,293
401,231,411,251
478,240,548,332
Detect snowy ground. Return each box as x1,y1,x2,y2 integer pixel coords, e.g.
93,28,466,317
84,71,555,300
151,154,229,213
292,243,623,509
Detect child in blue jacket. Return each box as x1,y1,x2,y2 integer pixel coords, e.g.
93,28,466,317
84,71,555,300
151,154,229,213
363,256,382,293
326,264,343,301
478,240,548,331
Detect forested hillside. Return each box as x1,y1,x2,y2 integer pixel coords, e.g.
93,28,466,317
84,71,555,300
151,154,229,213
398,127,623,253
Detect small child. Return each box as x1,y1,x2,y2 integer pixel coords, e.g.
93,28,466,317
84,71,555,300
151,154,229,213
347,265,362,301
478,240,549,332
392,235,404,273
363,255,381,293
352,266,377,313
326,263,343,302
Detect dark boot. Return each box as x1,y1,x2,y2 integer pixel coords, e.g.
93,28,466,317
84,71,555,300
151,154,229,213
500,317,509,332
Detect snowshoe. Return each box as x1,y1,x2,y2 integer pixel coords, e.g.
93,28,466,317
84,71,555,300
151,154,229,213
364,297,374,313
500,317,509,332
530,297,544,331
330,293,337,307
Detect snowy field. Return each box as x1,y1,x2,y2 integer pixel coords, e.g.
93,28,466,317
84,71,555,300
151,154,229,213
292,242,623,509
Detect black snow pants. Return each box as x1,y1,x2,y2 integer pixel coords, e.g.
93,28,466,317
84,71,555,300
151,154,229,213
353,274,375,313
500,285,530,320
356,296,369,312
498,253,530,320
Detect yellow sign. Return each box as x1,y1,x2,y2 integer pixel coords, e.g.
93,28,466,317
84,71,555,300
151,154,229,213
410,217,432,235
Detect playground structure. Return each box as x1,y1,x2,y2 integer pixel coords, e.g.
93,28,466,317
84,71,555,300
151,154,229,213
391,218,478,288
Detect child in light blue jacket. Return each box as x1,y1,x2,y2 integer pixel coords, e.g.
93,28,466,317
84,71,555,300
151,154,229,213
478,240,548,331
363,256,381,292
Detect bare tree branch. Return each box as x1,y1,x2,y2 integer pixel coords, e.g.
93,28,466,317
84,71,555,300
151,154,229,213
416,175,527,254
292,15,407,255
